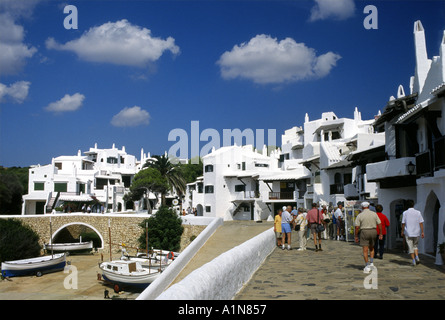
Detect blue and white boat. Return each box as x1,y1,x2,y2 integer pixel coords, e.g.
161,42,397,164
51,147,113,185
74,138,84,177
1,253,66,278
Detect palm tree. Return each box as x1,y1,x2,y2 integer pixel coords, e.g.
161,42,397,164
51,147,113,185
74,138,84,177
143,154,186,206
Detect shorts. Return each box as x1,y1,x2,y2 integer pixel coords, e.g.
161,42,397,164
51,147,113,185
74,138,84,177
405,236,419,254
360,229,377,247
275,231,282,239
281,223,292,234
310,223,321,234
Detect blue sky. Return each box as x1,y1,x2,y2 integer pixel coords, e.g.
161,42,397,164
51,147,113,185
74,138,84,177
1,0,445,167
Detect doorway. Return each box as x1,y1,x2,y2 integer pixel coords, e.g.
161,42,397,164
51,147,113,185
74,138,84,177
424,192,441,255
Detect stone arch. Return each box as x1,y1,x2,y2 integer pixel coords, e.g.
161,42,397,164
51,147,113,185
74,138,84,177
422,191,441,255
52,222,105,249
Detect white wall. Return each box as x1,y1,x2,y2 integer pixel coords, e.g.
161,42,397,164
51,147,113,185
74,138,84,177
152,227,275,300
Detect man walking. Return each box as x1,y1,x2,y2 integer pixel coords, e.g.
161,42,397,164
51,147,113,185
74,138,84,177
374,204,390,259
281,206,294,250
401,200,424,266
306,203,324,252
335,202,345,240
354,202,383,273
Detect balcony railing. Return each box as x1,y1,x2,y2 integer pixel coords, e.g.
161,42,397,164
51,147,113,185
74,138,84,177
416,150,432,177
434,135,445,170
330,183,344,195
268,192,294,200
233,191,259,201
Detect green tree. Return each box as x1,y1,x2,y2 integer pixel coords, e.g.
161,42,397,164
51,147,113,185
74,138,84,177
143,155,186,206
127,167,169,213
0,168,25,215
178,157,203,184
0,218,41,263
138,206,183,252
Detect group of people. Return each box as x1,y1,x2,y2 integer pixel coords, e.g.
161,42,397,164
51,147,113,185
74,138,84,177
274,200,424,274
182,207,198,216
274,204,331,252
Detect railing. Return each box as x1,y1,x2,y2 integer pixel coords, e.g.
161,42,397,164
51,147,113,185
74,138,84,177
416,150,432,177
330,183,344,195
268,192,294,200
434,135,445,170
233,191,259,201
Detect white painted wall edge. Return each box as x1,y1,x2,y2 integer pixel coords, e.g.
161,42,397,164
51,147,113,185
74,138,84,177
137,217,224,300
154,227,275,300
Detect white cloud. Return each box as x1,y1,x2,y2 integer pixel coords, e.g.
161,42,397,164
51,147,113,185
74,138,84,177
46,19,180,67
111,106,150,127
217,34,341,84
45,93,85,113
309,0,355,22
0,13,37,75
0,80,31,103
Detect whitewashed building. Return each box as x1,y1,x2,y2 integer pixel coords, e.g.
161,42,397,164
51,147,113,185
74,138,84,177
22,143,150,215
366,21,445,261
183,106,381,221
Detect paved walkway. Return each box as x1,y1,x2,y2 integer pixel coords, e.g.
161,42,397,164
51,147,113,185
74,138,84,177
235,231,445,300
169,220,273,286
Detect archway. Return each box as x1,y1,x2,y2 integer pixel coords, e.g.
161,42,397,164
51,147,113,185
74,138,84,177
52,222,104,249
423,191,441,255
196,204,204,216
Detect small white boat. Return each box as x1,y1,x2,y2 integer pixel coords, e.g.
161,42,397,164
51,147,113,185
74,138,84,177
1,253,66,278
99,260,160,292
44,241,93,252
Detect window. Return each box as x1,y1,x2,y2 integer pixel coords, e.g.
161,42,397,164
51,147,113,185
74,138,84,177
54,182,67,192
55,162,62,170
95,178,108,190
204,165,214,172
205,206,211,213
234,184,245,192
204,185,214,193
107,157,118,164
242,162,246,170
255,163,269,167
279,154,290,162
34,182,44,191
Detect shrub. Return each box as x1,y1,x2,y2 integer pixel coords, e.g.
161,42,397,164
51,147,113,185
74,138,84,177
0,218,41,263
138,206,183,252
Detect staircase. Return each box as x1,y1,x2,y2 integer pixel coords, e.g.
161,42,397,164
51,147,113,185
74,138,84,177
45,192,60,213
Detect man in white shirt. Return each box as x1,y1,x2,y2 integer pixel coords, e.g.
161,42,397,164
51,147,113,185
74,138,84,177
334,203,344,240
401,200,424,266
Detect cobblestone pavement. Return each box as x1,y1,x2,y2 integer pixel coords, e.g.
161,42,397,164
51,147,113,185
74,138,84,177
235,232,445,300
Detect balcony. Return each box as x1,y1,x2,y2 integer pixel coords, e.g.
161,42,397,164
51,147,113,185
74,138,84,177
268,191,295,200
366,157,416,182
434,135,445,170
330,183,344,195
416,150,432,177
232,191,259,201
344,183,359,199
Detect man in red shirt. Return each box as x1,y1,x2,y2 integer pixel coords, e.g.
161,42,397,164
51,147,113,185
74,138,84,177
375,204,390,259
306,203,325,252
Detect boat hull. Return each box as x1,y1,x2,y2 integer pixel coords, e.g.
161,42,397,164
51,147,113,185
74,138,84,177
99,261,160,290
1,253,66,278
44,241,93,252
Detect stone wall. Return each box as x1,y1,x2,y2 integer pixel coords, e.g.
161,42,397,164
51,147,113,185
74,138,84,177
3,214,206,255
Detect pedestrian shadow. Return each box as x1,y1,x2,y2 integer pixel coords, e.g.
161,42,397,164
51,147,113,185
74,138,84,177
344,264,364,271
